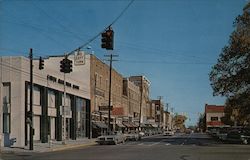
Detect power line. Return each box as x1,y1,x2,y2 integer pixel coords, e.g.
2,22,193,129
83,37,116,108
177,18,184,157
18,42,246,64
118,59,215,65
66,0,135,56
31,1,88,42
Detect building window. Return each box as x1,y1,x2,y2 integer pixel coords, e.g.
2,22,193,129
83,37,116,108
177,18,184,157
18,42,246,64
33,85,41,106
2,82,11,133
48,90,56,108
94,73,98,87
211,117,218,121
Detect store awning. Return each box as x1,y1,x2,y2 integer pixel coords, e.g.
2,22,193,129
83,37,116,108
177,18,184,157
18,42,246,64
122,122,134,128
116,123,126,128
122,122,138,128
93,122,108,129
131,122,139,128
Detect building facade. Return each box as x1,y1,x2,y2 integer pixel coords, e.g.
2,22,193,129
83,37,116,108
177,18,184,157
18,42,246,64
205,104,226,130
122,78,140,122
90,55,124,136
0,54,91,147
129,76,151,124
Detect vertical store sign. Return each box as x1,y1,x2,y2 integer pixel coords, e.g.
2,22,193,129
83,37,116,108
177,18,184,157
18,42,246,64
74,51,85,65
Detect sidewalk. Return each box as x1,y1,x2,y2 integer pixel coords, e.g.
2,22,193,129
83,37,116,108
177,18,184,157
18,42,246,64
0,138,97,154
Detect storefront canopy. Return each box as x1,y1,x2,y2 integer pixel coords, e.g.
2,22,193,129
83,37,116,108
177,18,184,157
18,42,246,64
92,122,108,129
116,123,126,128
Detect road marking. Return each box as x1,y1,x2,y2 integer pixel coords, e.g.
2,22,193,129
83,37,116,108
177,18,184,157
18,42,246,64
180,155,190,160
165,143,171,146
149,142,160,146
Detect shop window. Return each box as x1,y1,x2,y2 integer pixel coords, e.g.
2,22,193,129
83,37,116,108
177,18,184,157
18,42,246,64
211,117,218,121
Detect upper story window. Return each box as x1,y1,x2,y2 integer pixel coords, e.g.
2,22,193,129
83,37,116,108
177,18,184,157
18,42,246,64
211,117,219,121
48,90,56,108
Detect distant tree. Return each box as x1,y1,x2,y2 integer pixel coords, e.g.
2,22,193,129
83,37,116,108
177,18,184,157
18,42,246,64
197,114,206,132
209,3,250,126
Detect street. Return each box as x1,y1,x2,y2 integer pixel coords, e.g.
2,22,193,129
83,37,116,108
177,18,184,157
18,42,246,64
2,133,250,160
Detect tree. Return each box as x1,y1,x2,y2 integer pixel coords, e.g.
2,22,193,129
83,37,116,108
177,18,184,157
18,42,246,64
197,114,206,132
209,3,250,125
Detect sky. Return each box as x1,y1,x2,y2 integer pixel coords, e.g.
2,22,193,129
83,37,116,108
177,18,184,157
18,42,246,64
0,0,249,126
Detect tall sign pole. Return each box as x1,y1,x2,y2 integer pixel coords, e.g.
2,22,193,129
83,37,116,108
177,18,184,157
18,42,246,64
29,48,34,150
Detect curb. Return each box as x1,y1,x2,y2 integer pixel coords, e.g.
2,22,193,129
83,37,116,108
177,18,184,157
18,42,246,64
48,142,97,152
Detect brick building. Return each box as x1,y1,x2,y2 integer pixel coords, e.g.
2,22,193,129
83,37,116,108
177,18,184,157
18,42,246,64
205,104,226,131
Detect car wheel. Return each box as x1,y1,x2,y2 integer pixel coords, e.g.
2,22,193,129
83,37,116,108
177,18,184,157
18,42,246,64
243,139,248,145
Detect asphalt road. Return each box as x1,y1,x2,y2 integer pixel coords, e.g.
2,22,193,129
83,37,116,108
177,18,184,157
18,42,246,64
2,133,250,160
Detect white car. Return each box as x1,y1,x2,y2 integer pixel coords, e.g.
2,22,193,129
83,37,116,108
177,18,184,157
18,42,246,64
96,132,126,145
163,130,174,136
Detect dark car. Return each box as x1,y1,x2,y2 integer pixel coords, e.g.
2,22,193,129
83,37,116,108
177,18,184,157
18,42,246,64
226,129,250,144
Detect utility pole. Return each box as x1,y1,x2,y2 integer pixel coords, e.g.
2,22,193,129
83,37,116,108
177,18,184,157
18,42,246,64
104,53,118,134
63,54,67,145
29,48,33,150
138,76,143,130
158,96,163,130
60,54,73,144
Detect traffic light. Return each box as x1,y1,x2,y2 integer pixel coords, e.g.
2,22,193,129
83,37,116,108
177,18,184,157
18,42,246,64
60,58,66,73
101,28,114,50
60,57,73,73
39,57,44,70
64,58,73,73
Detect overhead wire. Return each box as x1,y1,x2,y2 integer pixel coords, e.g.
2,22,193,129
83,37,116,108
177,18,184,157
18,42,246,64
31,1,89,42
65,0,135,57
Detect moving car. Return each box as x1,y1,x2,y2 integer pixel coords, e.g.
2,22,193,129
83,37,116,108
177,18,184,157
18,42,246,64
96,132,126,145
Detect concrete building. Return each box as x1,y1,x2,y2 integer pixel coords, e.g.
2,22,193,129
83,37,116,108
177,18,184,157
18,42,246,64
0,53,91,148
205,104,226,131
129,76,151,124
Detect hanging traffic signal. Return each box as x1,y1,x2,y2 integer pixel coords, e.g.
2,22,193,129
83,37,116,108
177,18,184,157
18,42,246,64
65,58,73,73
60,58,66,73
101,28,114,50
39,57,44,70
60,57,73,73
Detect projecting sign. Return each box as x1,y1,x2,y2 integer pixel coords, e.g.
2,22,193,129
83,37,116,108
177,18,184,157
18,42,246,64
99,105,113,111
74,51,85,65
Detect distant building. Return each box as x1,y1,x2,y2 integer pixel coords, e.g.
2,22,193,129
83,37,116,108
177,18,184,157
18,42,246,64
205,104,226,130
151,99,164,128
129,76,151,123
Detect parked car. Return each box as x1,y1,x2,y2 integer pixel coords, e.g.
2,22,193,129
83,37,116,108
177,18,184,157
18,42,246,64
216,128,230,141
96,132,126,145
163,130,174,136
139,131,145,137
226,129,250,144
125,132,140,141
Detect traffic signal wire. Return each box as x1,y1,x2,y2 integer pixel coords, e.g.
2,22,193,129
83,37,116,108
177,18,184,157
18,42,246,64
65,0,135,57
